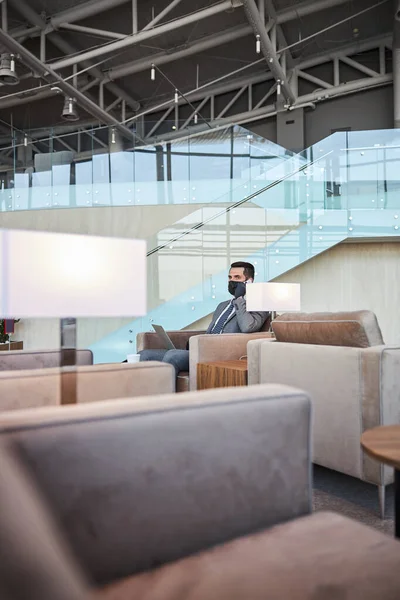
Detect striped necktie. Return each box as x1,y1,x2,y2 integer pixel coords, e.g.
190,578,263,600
211,301,235,334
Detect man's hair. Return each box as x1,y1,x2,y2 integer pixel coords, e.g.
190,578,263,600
230,261,255,280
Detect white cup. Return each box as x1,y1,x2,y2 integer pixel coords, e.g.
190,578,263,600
127,353,140,363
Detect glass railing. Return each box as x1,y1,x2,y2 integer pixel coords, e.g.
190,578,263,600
0,122,294,210
89,128,400,362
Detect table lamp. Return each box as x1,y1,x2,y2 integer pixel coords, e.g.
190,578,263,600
0,228,146,404
246,282,301,323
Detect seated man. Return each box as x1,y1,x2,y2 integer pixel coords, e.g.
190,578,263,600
139,261,270,376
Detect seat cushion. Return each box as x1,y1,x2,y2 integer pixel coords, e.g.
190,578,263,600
272,310,384,348
95,512,400,600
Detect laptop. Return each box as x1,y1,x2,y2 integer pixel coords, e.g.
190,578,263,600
152,324,177,350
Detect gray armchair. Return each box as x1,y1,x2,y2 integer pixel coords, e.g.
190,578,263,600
1,384,400,599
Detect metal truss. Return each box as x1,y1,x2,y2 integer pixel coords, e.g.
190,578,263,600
243,0,295,104
142,34,393,144
3,0,358,108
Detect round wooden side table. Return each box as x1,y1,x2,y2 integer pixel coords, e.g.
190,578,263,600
361,425,400,538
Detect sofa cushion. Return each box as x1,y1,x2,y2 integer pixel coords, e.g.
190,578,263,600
272,311,383,348
95,511,400,600
0,442,87,600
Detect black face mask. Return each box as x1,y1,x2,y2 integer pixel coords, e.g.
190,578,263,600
228,280,247,297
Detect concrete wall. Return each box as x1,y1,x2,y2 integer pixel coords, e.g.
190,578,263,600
245,85,394,148
304,86,394,147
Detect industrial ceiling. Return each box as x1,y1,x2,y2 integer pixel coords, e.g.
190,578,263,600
0,0,395,148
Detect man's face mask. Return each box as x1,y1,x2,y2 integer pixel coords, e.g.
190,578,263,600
228,280,247,298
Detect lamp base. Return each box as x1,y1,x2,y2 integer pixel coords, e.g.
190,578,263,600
60,318,77,405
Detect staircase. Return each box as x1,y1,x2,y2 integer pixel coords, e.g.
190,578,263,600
89,128,400,363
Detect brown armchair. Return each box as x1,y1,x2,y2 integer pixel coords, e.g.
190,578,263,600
137,319,273,392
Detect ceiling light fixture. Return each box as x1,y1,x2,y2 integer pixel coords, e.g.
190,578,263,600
111,128,116,144
194,112,198,124
0,53,19,85
174,89,179,104
256,34,261,54
151,64,156,80
61,97,79,122
23,134,28,147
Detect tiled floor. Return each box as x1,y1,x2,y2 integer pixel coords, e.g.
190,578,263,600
313,465,394,536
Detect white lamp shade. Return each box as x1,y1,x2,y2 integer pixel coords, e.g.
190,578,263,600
0,229,146,318
246,282,301,312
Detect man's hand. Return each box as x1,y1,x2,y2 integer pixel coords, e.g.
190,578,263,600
234,282,247,299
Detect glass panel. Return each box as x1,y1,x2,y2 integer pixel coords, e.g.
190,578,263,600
0,123,295,211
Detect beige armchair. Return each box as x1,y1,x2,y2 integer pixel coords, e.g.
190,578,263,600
247,310,398,517
0,348,93,370
0,362,175,412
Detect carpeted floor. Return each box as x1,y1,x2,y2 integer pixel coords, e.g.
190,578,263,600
313,465,394,535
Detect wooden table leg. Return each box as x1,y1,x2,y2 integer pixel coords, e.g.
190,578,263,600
395,469,400,539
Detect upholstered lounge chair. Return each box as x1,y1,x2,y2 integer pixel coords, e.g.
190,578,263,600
1,384,400,599
137,316,272,391
247,310,397,517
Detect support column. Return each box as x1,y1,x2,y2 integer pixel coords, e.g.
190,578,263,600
394,2,400,128
277,107,304,153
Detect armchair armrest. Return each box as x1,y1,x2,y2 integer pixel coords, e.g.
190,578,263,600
0,384,311,585
137,330,207,352
189,332,274,390
247,337,277,385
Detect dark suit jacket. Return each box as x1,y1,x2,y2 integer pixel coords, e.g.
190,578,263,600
206,297,270,334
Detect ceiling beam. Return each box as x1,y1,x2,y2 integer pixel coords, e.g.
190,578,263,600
107,24,252,81
7,0,140,113
50,0,131,30
264,0,294,68
0,28,135,141
277,0,359,24
0,32,389,115
142,0,185,30
144,72,393,145
57,23,126,40
49,1,244,70
140,33,392,139
242,0,296,103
